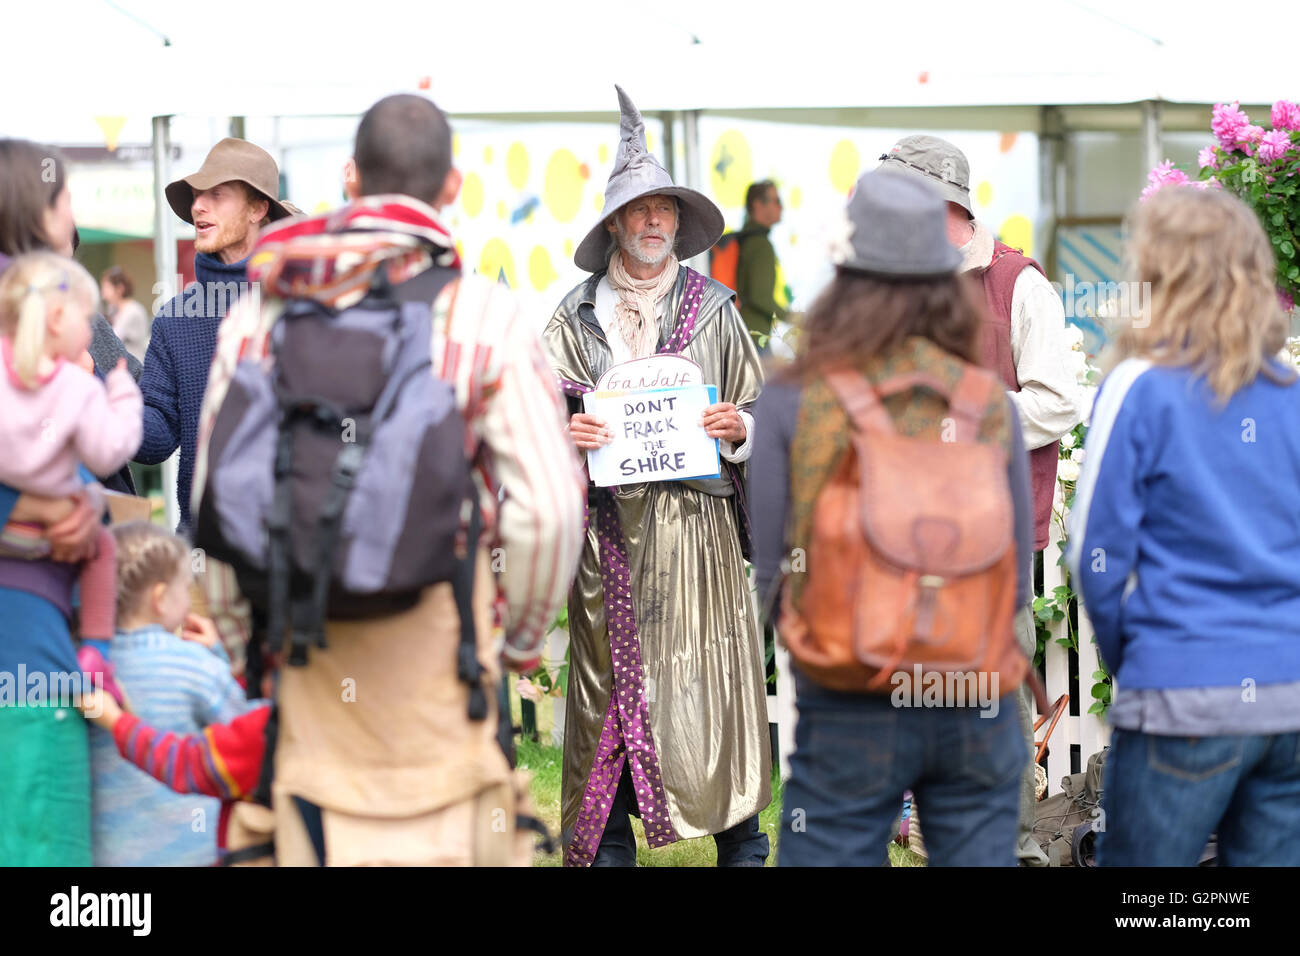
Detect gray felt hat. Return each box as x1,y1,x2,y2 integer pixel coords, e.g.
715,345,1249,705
832,169,962,278
574,86,724,273
877,134,973,217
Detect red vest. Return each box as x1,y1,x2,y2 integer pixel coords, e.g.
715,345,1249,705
979,240,1058,552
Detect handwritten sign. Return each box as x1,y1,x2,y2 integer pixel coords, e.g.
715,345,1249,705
596,354,704,392
583,384,719,487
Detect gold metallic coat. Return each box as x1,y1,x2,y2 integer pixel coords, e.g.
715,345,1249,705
544,269,772,843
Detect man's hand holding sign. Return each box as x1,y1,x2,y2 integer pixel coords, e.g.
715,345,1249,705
699,402,746,443
568,412,613,451
569,401,745,447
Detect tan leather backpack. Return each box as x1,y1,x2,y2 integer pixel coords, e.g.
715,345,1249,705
779,365,1027,697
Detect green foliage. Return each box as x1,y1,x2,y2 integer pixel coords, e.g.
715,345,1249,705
529,646,568,698
526,610,571,698
1088,668,1113,716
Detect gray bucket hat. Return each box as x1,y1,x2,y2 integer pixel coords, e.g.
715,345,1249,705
831,169,962,278
574,86,724,273
877,134,973,217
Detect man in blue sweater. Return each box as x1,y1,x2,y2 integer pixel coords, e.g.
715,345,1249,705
134,138,291,535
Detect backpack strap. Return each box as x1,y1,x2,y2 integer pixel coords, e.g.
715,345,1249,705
947,366,998,442
250,677,279,808
824,368,894,434
454,493,489,723
868,365,997,442
497,672,517,765
300,431,370,659
872,369,952,399
266,419,296,663
219,841,275,866
517,813,557,855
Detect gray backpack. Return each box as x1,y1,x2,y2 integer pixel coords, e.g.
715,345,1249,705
194,268,486,717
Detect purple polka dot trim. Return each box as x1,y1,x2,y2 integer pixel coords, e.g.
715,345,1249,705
564,496,681,867
658,268,706,356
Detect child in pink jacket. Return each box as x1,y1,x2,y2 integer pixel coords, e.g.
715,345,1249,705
0,252,142,643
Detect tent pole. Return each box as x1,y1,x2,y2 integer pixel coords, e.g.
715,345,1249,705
660,111,678,183
1140,99,1162,186
152,114,181,532
1039,106,1064,280
682,109,706,272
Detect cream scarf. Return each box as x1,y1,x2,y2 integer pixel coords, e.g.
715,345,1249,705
606,253,679,359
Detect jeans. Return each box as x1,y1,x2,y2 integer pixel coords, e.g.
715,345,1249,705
1098,728,1300,866
779,672,1024,867
591,764,770,866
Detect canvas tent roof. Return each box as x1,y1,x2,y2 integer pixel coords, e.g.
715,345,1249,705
4,0,1296,135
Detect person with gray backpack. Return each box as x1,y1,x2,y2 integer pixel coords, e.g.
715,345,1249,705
192,94,586,866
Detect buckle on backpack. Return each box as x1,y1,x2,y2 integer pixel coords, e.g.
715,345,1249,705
912,574,948,645
333,443,366,489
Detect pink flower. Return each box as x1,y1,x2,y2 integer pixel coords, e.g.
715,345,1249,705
1198,146,1219,169
1237,125,1266,154
1192,178,1222,190
516,677,544,703
1258,129,1294,163
1140,159,1190,201
1272,100,1300,131
1212,101,1251,148
1278,288,1295,313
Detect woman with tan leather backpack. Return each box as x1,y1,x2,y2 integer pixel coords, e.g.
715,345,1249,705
752,169,1037,866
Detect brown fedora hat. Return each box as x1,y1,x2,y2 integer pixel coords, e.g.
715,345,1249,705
164,137,291,225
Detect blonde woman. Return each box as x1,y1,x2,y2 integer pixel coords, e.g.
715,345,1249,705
1069,187,1300,867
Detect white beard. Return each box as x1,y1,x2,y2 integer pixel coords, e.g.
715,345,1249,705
615,220,677,267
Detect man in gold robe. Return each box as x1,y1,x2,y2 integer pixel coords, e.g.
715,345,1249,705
544,86,771,867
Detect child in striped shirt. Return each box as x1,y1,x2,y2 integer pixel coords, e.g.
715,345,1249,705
89,521,259,866
84,687,272,866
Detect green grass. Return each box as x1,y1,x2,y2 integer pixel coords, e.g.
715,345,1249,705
514,731,926,867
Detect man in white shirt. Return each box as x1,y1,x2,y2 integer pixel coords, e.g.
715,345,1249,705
880,135,1084,866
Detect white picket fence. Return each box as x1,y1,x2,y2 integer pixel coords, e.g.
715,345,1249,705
1035,484,1110,792
550,480,1109,800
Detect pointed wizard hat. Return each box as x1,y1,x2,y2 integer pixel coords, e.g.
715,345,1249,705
574,85,725,273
